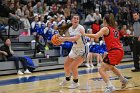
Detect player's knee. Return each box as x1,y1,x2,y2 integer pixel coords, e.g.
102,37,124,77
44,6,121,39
64,64,70,71
71,65,77,71
98,66,106,72
98,67,102,73
109,66,115,71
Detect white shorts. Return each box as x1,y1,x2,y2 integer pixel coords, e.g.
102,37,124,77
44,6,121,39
68,47,88,59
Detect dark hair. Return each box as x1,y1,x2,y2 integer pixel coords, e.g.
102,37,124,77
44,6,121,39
104,13,116,28
4,38,9,43
132,10,139,15
71,14,80,19
132,8,139,14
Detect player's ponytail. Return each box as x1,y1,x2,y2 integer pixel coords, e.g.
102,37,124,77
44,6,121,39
104,13,116,28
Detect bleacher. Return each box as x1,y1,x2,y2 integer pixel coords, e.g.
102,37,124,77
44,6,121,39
0,20,69,75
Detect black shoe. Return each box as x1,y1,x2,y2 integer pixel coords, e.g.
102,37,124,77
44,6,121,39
131,69,140,72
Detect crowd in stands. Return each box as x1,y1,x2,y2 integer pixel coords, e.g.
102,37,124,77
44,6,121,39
0,0,138,37
0,0,139,72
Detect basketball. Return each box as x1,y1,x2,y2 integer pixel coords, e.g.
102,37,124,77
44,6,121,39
51,34,62,46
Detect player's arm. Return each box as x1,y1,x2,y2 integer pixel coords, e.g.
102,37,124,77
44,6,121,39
81,27,109,39
59,35,80,42
64,30,70,37
59,28,84,42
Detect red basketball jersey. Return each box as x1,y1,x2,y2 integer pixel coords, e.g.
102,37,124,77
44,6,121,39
104,26,122,51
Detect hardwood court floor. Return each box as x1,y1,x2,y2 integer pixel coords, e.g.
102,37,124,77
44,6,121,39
0,62,140,93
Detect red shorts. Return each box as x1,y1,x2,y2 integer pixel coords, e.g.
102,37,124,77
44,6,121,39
103,48,124,66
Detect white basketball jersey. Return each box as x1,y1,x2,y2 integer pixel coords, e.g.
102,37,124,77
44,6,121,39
68,24,86,48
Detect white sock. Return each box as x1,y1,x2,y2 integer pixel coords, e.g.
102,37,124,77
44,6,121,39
106,81,113,87
119,75,126,82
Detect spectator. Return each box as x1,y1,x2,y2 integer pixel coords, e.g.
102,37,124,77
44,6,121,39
70,3,77,16
24,10,31,35
93,8,102,22
64,5,71,20
0,1,20,24
53,23,59,34
33,1,43,14
42,3,49,15
51,3,57,14
85,41,95,68
39,15,46,35
27,1,32,10
101,2,107,17
44,21,54,42
31,15,39,35
112,3,119,17
84,11,95,27
30,0,36,7
28,7,34,23
125,25,134,52
20,0,28,5
57,6,64,15
31,15,45,54
15,1,22,17
86,40,103,68
56,15,65,27
37,15,47,43
95,1,100,11
126,25,134,35
119,25,129,39
91,19,100,34
119,24,133,47
0,38,31,75
19,5,31,36
8,2,20,19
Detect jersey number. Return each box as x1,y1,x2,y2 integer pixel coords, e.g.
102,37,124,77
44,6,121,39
113,30,119,38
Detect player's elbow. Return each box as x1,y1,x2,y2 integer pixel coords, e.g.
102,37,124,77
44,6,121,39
94,34,99,39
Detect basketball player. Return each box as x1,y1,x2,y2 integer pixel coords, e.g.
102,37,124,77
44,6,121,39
58,14,87,89
80,13,128,93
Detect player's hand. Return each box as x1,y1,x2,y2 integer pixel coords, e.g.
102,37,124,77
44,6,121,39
55,34,63,42
55,34,61,38
58,36,65,42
